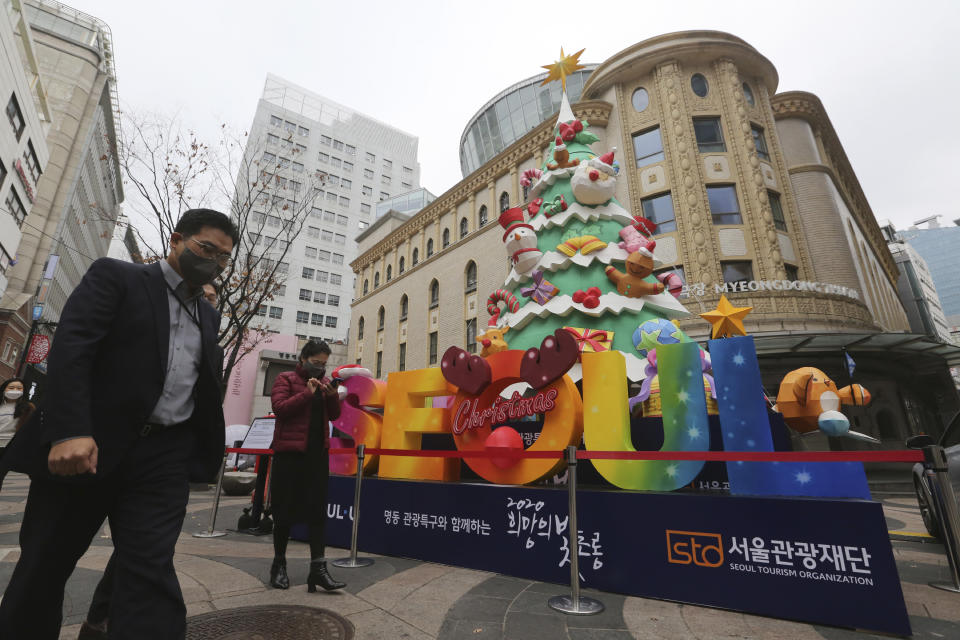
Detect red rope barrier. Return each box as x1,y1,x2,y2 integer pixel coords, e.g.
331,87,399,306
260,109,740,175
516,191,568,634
227,446,923,464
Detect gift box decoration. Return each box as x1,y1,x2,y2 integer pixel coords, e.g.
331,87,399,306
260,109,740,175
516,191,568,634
520,270,560,305
563,326,614,354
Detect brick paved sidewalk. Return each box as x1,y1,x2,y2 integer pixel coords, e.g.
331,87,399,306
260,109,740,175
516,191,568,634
0,472,958,639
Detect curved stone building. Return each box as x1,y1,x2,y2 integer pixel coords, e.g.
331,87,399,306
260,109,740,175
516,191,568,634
351,31,960,442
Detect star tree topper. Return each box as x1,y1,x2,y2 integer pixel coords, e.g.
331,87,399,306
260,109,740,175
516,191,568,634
541,47,585,92
699,295,753,339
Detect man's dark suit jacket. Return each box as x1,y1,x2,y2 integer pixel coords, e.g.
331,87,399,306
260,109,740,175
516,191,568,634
0,258,225,483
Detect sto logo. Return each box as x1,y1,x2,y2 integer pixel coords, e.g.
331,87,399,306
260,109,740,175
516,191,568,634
666,530,724,567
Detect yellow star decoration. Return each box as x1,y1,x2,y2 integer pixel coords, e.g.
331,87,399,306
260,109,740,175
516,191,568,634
541,47,586,92
699,295,753,339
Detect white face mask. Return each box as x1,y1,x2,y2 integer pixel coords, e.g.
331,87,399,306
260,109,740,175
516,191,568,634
4,389,23,401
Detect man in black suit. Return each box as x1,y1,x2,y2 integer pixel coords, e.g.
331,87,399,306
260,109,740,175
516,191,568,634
0,209,237,640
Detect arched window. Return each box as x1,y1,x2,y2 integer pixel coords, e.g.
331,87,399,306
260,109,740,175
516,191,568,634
363,279,369,295
478,205,488,227
412,248,419,266
465,261,477,293
400,294,408,320
499,191,510,213
357,317,365,340
442,228,450,248
429,279,439,308
377,306,385,331
460,217,469,239
427,238,434,257
399,256,405,274
386,265,392,281
374,272,380,288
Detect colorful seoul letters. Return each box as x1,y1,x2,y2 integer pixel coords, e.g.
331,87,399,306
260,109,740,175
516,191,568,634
333,337,869,498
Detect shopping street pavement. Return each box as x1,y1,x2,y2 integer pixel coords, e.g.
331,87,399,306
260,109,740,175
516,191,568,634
0,472,959,640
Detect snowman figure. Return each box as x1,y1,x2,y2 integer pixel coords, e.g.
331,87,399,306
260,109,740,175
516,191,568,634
498,206,542,276
570,149,618,205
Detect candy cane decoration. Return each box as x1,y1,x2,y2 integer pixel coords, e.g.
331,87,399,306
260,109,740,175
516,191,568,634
487,289,520,326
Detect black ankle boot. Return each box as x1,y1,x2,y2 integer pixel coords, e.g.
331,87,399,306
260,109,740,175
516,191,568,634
307,560,345,592
269,558,290,589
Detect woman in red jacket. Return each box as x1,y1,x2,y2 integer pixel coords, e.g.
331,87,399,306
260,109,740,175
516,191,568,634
268,340,346,592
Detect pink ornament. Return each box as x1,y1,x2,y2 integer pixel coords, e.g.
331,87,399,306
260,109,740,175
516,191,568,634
520,168,543,187
486,426,524,469
656,271,684,298
618,226,656,254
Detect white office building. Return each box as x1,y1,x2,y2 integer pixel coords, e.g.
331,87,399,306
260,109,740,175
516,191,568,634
241,74,421,343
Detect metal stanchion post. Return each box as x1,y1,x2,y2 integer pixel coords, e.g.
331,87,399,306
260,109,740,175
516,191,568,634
194,454,228,539
922,445,960,593
333,444,375,568
548,446,604,615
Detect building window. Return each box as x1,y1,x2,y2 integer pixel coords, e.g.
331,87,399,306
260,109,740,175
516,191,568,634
343,161,353,173
299,288,312,301
374,272,380,288
381,175,391,185
399,256,405,274
318,152,329,164
466,318,478,353
345,145,356,156
693,117,725,153
383,159,393,171
721,261,754,285
336,214,349,226
429,280,439,308
257,304,267,316
742,82,755,106
292,162,304,173
325,316,337,328
338,196,350,207
400,294,408,320
378,306,385,331
641,192,676,234
311,313,324,326
363,279,369,295
23,141,41,181
768,191,787,232
365,152,375,163
332,254,344,265
784,263,799,281
298,125,309,137
329,274,341,286
6,93,24,141
412,248,419,266
270,115,282,127
691,73,709,98
376,351,383,378
429,331,438,365
478,205,488,226
314,292,326,303
333,140,344,151
284,121,297,134
751,124,770,161
328,294,340,306
465,261,477,293
632,127,664,168
386,265,392,281
323,210,336,223
297,311,309,324
380,191,390,201
460,218,469,239
269,306,283,319
426,238,434,257
362,185,373,197
307,225,320,238
706,185,742,225
317,270,329,283
631,87,649,112
442,228,450,248
398,343,406,371
319,250,331,262
5,188,26,227
363,168,374,180
358,317,364,340
262,151,277,166
499,191,510,213
334,233,346,245
305,246,317,259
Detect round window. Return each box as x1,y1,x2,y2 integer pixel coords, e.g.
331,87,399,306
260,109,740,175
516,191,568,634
742,82,755,106
691,73,708,98
631,87,649,112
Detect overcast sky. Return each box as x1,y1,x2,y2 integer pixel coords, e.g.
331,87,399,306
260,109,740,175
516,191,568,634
80,0,959,230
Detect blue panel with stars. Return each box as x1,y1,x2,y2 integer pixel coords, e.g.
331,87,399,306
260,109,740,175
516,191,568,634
709,336,870,499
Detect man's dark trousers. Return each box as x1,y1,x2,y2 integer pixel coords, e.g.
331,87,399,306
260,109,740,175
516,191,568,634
0,425,195,639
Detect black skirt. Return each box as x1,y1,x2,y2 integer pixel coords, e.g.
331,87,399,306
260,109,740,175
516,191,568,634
269,395,330,526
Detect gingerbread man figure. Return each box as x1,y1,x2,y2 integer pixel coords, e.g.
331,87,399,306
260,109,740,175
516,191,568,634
604,250,665,298
545,136,580,171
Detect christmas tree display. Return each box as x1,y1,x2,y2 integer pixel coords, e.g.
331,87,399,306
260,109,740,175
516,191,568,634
488,50,690,379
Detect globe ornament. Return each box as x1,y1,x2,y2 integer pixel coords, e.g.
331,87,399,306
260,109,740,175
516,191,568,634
632,318,685,358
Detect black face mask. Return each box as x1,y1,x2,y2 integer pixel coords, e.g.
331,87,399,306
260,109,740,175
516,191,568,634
304,363,326,379
179,246,224,286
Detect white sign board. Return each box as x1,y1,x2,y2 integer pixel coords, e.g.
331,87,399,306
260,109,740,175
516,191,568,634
240,417,276,450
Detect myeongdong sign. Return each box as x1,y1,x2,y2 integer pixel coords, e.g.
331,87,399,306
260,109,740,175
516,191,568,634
681,280,860,301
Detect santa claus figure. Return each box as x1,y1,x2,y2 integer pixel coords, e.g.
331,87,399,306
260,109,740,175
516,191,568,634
498,206,542,275
570,149,618,205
